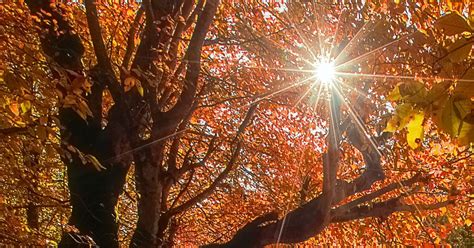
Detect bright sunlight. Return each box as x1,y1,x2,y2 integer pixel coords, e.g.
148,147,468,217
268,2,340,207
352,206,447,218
314,59,336,85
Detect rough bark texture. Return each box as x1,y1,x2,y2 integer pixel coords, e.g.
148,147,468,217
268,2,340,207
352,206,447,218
130,1,220,247
25,1,130,247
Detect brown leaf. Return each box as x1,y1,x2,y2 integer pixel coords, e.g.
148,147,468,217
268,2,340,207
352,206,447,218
435,12,473,36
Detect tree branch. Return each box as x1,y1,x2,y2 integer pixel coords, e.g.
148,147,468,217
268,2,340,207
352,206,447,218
184,0,205,31
201,87,387,247
162,0,219,122
175,135,217,180
84,0,124,104
332,89,386,204
333,174,425,217
84,0,112,69
167,0,196,71
169,169,195,210
167,103,197,180
168,103,256,216
122,6,144,70
0,126,29,136
332,198,454,223
143,0,155,26
323,85,342,198
168,141,242,216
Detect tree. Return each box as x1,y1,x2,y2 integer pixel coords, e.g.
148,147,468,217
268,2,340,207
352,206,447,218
0,0,472,247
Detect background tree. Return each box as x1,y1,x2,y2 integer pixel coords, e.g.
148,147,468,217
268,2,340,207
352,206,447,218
0,0,473,247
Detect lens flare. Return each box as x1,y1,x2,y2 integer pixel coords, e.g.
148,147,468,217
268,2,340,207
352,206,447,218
314,60,336,85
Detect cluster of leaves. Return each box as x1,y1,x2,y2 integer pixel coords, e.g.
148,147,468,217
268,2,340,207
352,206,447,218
0,3,68,245
0,0,472,247
172,1,474,246
385,12,474,148
0,1,139,245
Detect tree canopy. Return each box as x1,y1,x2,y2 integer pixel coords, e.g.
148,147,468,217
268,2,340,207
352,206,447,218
0,0,473,247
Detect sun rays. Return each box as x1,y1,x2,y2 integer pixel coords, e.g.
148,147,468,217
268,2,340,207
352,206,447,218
242,15,473,116
237,9,474,191
313,59,336,86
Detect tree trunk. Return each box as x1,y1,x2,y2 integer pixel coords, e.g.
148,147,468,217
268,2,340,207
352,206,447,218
58,106,131,248
25,1,132,246
130,149,165,247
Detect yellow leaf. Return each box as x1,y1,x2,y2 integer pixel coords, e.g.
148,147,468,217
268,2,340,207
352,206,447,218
440,207,447,214
397,103,414,129
46,240,57,246
455,68,474,98
384,104,414,132
387,86,401,101
20,100,31,114
384,117,398,133
457,121,474,146
440,98,462,136
431,143,442,155
453,98,472,120
428,81,451,103
398,81,427,104
136,81,144,96
85,154,106,171
406,112,424,149
465,218,473,226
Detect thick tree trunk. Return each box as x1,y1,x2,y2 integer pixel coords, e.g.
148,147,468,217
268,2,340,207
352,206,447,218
130,149,165,247
61,153,127,247
58,107,131,248
25,1,131,247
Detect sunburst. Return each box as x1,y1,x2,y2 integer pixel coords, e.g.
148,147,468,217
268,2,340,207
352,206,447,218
313,58,336,86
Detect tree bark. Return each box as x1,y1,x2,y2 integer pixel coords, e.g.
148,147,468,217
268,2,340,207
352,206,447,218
130,0,220,246
25,1,131,247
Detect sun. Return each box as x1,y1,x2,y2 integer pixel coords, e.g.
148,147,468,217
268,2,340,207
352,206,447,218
313,59,336,85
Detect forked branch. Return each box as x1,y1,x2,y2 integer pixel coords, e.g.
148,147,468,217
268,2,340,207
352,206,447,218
165,0,220,121
168,104,257,216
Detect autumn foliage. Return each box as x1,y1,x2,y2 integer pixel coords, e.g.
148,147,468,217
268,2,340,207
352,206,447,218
0,0,473,247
